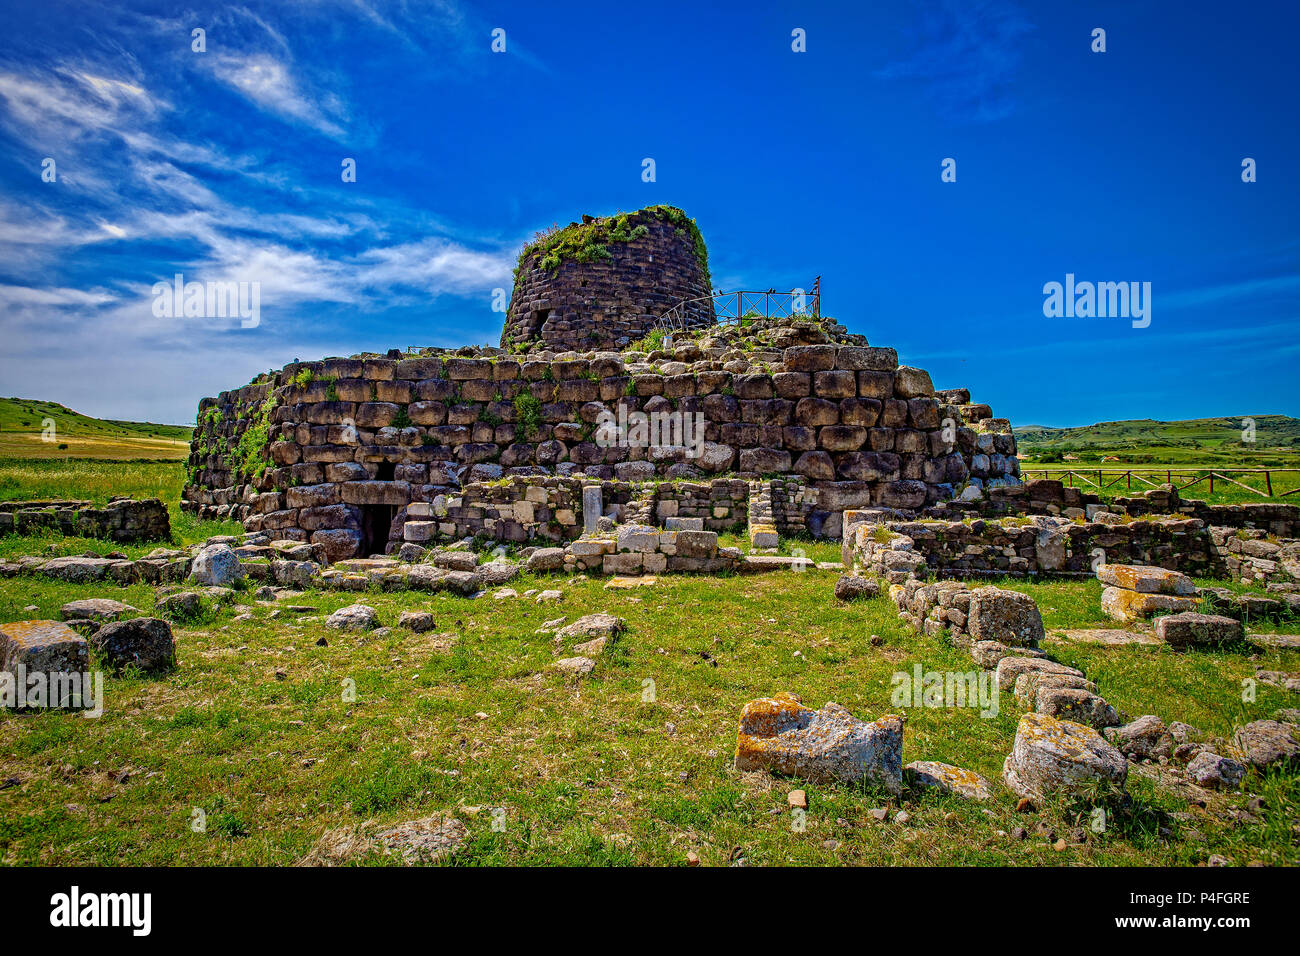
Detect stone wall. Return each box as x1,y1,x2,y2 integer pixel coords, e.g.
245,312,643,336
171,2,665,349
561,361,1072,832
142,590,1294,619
501,206,714,352
0,498,170,543
183,341,1019,560
845,502,1300,586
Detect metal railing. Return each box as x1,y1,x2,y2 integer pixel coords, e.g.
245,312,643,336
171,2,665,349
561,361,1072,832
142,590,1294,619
659,277,821,332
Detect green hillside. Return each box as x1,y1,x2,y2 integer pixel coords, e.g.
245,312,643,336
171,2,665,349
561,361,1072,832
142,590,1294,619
0,397,192,460
1014,415,1300,466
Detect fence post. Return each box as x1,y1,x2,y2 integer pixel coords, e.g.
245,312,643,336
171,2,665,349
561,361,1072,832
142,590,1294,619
1266,471,1273,497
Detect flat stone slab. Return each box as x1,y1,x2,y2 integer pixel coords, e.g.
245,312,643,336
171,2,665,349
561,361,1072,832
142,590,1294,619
39,557,120,582
1249,633,1300,650
1155,612,1243,648
1050,628,1161,646
743,555,813,571
59,598,137,622
604,576,658,589
1096,563,1197,596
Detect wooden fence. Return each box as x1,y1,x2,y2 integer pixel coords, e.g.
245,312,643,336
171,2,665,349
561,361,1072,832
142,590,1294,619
1018,467,1300,499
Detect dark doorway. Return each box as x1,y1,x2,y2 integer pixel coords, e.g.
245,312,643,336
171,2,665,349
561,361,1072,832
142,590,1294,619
360,504,397,557
375,460,396,481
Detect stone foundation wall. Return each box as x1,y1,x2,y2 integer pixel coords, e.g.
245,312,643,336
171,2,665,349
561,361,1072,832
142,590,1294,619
845,507,1300,586
0,498,171,543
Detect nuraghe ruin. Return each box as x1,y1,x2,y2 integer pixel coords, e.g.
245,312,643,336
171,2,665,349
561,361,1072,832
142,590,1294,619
182,205,1022,562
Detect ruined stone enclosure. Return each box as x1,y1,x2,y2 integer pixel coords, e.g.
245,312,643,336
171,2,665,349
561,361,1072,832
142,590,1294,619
182,206,1020,563
501,205,715,353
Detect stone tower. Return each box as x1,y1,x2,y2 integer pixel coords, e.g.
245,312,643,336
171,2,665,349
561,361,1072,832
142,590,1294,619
501,205,715,353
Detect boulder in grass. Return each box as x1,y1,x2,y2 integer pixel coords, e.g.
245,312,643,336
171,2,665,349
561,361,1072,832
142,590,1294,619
1186,752,1247,790
1154,612,1243,649
734,692,904,792
1103,715,1176,760
834,575,880,602
556,613,626,643
1232,719,1299,772
59,598,137,635
397,611,434,633
90,617,175,674
1002,712,1127,802
189,544,245,587
554,656,596,676
526,548,565,573
967,587,1044,647
1034,687,1121,730
905,760,993,801
325,604,379,631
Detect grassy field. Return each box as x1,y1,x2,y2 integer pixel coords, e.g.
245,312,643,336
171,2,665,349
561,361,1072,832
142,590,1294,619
0,397,191,461
0,454,1297,867
1014,415,1300,466
0,566,1296,867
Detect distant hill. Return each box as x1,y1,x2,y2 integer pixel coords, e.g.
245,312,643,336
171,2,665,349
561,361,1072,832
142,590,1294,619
1014,415,1300,465
0,397,192,460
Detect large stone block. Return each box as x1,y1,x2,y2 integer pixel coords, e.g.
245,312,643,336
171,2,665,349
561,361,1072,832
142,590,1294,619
734,692,904,791
1096,564,1197,596
968,587,1044,647
1002,713,1127,802
90,617,175,674
1154,612,1243,648
0,620,89,674
1101,586,1199,622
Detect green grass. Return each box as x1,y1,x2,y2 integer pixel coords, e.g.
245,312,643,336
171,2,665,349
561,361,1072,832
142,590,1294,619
0,563,1294,866
0,397,191,460
0,459,239,559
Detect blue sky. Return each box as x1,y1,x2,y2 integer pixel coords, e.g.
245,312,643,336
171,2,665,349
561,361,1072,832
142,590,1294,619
0,0,1296,426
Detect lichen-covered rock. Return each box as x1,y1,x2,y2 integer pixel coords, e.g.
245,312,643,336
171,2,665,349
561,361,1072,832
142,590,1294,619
190,543,245,587
556,613,626,643
1104,715,1175,760
905,760,993,800
1101,586,1198,622
0,620,88,674
398,610,434,633
967,587,1044,647
1154,612,1243,648
90,617,175,673
1096,563,1198,595
995,655,1083,693
326,604,380,631
1002,712,1127,802
1186,752,1247,790
1034,686,1120,729
554,656,596,675
155,591,204,619
1232,719,1299,771
834,574,880,602
734,692,904,791
1013,671,1096,709
971,641,1046,670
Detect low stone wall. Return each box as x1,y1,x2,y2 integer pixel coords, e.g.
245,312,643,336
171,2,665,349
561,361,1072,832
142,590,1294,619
0,498,170,543
844,508,1298,586
528,525,742,576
